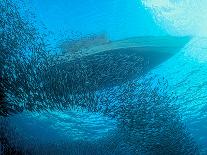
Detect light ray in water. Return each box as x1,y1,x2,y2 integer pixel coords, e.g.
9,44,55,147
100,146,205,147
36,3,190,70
142,0,207,37
141,0,207,62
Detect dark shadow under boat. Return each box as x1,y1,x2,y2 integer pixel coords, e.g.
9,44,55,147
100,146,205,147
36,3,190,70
46,36,190,93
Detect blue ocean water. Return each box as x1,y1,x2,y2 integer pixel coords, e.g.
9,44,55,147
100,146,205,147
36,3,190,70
1,0,207,154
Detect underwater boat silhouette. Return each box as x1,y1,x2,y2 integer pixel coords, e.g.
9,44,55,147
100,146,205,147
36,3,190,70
49,36,190,93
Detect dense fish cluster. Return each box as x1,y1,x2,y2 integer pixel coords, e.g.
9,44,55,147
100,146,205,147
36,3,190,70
44,47,147,94
97,78,199,155
0,78,200,154
0,0,147,115
0,0,53,116
0,0,201,155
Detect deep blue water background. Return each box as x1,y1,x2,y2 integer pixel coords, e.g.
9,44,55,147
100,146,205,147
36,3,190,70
27,0,166,40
